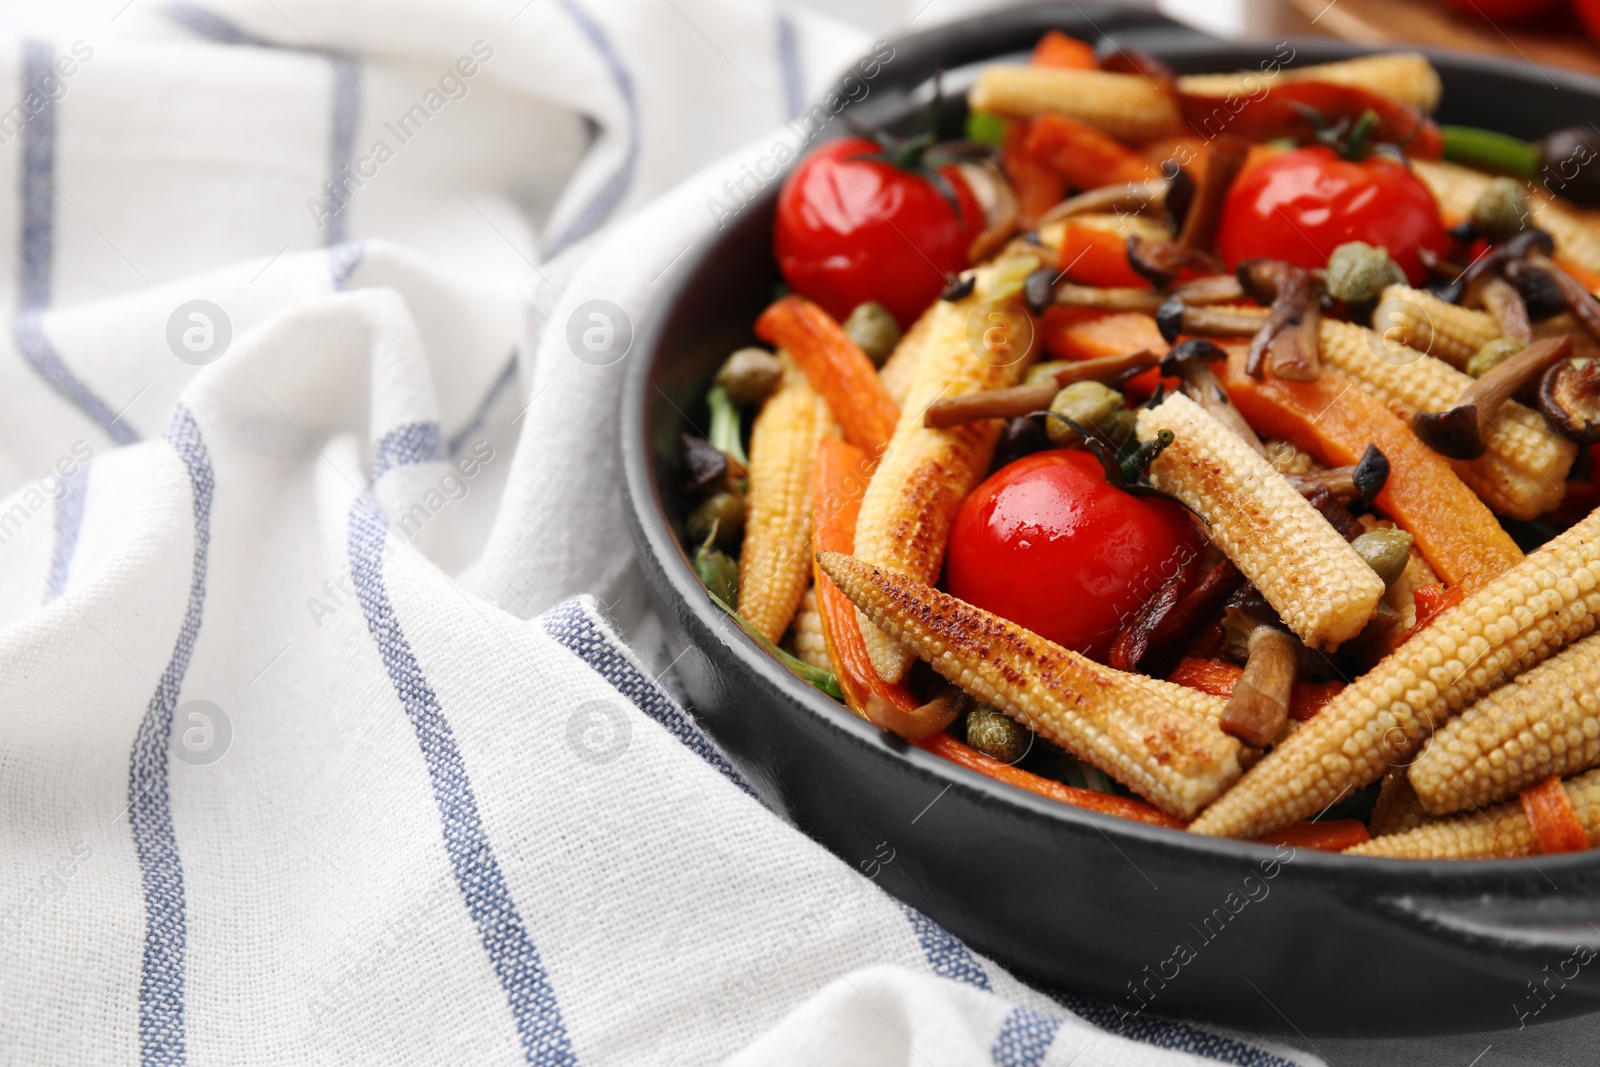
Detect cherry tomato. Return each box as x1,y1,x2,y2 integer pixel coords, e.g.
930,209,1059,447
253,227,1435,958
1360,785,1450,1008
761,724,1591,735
1445,0,1559,25
1216,146,1448,285
946,451,1203,662
775,136,983,328
1578,0,1600,46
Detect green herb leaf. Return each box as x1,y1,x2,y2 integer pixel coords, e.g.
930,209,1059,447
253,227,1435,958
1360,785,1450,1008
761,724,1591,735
706,384,748,467
707,590,843,700
965,110,1007,146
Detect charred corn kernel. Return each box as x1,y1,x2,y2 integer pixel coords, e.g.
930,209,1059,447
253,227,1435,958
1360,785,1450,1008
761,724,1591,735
1190,505,1600,840
854,271,1034,683
1416,160,1600,279
1178,53,1441,112
1371,285,1499,370
738,360,838,642
1319,318,1576,520
1347,767,1600,858
818,551,1243,818
1136,392,1385,650
1369,770,1434,838
792,586,831,671
968,66,1183,142
1262,438,1319,475
1409,633,1600,813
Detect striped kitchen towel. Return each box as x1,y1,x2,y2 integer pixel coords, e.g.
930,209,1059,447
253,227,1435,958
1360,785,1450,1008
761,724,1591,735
0,0,1321,1063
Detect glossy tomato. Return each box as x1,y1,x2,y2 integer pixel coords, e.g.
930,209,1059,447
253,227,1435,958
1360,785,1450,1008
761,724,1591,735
946,450,1203,662
1216,145,1448,285
1578,0,1600,45
1445,0,1559,24
775,136,983,328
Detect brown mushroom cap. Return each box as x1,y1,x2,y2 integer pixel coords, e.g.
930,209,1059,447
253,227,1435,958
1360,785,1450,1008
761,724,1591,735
1540,358,1600,444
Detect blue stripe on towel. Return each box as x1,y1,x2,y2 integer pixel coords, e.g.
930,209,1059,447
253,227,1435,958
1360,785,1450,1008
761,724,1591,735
545,1,638,257
347,494,578,1067
902,906,991,990
44,463,87,601
991,1006,1060,1067
128,404,214,1067
539,598,755,796
328,241,365,290
162,2,273,46
370,421,445,483
1056,992,1300,1067
776,13,804,120
15,41,138,446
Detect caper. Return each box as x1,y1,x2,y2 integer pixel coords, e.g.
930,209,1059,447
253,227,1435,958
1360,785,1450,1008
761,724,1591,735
686,489,744,549
1466,336,1528,378
843,301,901,366
1325,241,1406,305
714,347,784,406
1352,528,1415,588
964,705,1030,764
1045,381,1129,448
1469,177,1531,244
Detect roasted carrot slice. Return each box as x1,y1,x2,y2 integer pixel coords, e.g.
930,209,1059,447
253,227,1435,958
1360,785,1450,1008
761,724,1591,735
811,437,920,719
1057,216,1163,289
756,295,900,455
916,731,1185,829
1218,346,1523,593
1030,29,1098,70
1040,307,1167,398
1253,819,1372,852
1166,657,1342,722
1025,114,1155,189
1004,120,1066,229
1411,582,1464,634
1520,775,1591,855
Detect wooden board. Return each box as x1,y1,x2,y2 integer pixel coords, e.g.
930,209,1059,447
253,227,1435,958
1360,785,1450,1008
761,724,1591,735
1287,0,1600,77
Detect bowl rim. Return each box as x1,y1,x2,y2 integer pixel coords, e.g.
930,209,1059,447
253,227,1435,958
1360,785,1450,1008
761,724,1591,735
621,13,1600,888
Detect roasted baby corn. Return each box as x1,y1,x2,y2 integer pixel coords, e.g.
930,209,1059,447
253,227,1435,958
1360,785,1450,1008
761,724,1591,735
1135,392,1385,650
1415,159,1600,279
1409,632,1600,813
817,551,1243,818
967,66,1184,142
791,585,831,671
1372,285,1500,371
738,359,838,642
853,272,1034,683
1177,53,1441,113
1318,318,1576,520
1190,505,1600,840
1347,768,1600,859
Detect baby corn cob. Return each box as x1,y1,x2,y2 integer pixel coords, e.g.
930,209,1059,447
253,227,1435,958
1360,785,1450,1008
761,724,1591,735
1415,159,1600,279
1318,318,1576,520
853,272,1034,683
1136,392,1385,649
1372,285,1499,371
1190,505,1600,840
738,360,838,642
1262,438,1319,475
1347,767,1600,859
791,586,831,671
1177,53,1442,112
968,66,1183,142
1409,633,1600,813
817,551,1243,818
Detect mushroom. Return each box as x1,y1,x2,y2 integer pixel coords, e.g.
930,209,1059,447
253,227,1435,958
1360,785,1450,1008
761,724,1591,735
1026,275,1166,316
1235,259,1320,380
923,348,1159,429
1171,273,1246,306
1219,600,1303,749
1413,335,1574,459
1468,275,1533,343
1036,179,1173,227
1175,137,1250,253
1285,444,1390,506
1517,250,1600,344
681,432,730,494
1539,356,1600,444
1128,237,1225,289
1158,338,1266,453
957,160,1020,264
1155,296,1267,344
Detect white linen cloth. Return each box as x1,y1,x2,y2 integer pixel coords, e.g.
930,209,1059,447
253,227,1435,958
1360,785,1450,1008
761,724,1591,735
0,1,1335,1063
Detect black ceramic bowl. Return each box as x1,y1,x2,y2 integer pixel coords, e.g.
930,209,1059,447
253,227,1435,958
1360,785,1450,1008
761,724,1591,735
623,3,1600,1037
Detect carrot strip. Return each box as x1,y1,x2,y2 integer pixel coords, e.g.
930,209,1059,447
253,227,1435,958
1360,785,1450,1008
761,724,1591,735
1555,255,1600,293
1004,120,1066,229
811,437,921,719
1142,137,1285,185
1058,219,1153,289
1411,582,1464,634
1217,345,1524,593
1520,775,1590,855
1166,657,1342,722
1030,30,1098,70
1254,819,1372,852
1025,114,1155,190
756,295,900,455
1040,307,1167,398
916,731,1185,829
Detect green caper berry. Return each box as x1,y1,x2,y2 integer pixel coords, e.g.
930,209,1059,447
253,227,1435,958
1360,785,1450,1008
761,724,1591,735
1470,177,1531,244
843,301,902,367
686,489,745,549
1325,241,1406,305
1466,336,1528,378
1352,528,1415,588
1046,381,1127,448
714,347,784,406
964,705,1030,764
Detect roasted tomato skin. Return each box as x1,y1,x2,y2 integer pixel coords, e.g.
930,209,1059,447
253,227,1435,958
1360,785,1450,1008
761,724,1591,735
774,136,983,328
1216,145,1448,285
946,450,1204,662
